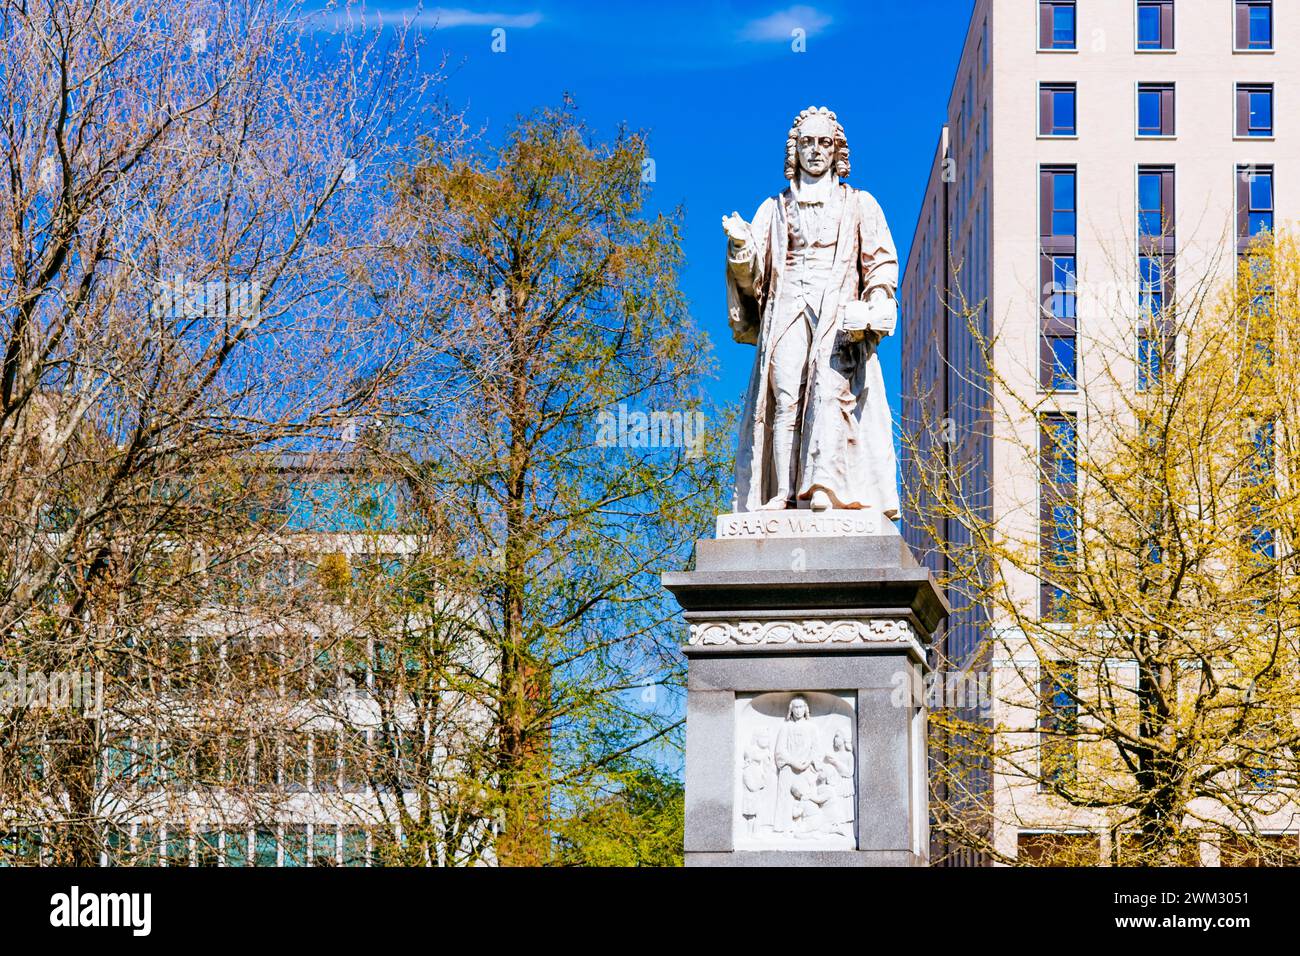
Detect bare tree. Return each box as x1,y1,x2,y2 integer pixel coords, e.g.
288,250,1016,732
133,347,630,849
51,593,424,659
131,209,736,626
0,0,455,865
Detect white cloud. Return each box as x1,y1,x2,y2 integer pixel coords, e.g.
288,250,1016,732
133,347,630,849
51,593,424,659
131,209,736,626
739,5,832,42
414,7,543,28
314,6,544,31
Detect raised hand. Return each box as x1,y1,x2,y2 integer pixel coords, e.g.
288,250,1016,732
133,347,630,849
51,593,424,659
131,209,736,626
722,211,752,248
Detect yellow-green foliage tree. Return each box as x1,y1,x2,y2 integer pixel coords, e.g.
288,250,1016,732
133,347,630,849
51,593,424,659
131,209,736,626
909,232,1300,866
364,104,731,865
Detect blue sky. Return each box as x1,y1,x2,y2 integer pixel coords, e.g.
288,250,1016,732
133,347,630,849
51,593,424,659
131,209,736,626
339,0,974,412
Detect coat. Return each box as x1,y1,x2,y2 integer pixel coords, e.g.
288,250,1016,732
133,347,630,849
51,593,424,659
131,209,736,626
725,182,900,516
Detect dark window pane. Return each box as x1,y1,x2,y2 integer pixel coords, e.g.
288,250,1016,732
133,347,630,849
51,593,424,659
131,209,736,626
104,826,128,867
1138,329,1180,390
313,732,339,791
254,829,277,867
313,827,338,866
1052,173,1076,236
342,827,369,866
1249,172,1274,236
1139,256,1166,317
1020,832,1099,864
1250,211,1274,236
1053,4,1076,48
1048,256,1077,320
1049,337,1077,390
136,828,158,867
165,826,189,867
1250,173,1273,210
1248,90,1273,135
1138,174,1162,236
1138,5,1162,47
196,831,220,867
285,732,309,790
1049,88,1076,134
341,729,369,791
1138,334,1162,390
224,831,248,867
1048,505,1077,561
283,826,308,867
1138,89,1162,135
1249,5,1272,48
1044,418,1077,485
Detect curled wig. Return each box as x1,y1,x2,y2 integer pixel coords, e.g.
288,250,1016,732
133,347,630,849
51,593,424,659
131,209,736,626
784,106,850,180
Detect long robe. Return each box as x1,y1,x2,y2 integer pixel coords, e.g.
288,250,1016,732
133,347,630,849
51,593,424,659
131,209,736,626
726,183,900,516
773,717,821,833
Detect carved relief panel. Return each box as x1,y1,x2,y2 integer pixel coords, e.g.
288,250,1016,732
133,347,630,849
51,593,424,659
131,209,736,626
734,691,855,850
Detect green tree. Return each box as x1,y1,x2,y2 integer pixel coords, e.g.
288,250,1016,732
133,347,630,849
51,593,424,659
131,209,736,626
553,765,685,867
384,104,729,865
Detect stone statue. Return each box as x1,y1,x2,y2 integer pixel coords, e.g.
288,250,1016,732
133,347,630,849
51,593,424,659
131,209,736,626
772,695,822,833
722,106,900,517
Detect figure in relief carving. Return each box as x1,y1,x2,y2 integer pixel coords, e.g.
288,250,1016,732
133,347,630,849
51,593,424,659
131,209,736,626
740,732,776,834
793,768,849,837
773,696,821,833
824,731,855,827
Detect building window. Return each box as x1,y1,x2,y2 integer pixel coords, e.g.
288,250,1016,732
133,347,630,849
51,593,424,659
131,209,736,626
1137,83,1175,136
1137,1,1174,50
1237,165,1274,250
164,824,189,867
1245,420,1276,562
224,830,248,867
1221,833,1298,867
1039,664,1079,784
312,731,339,792
104,826,129,867
342,827,370,866
1139,256,1171,319
253,828,278,867
1039,1,1076,50
195,831,221,867
1040,167,1077,391
1115,832,1204,865
1043,167,1076,241
136,828,159,866
282,825,308,867
1018,831,1100,865
1138,166,1174,243
1042,256,1078,389
284,731,309,790
1040,414,1077,621
1236,84,1274,137
1235,1,1273,51
312,826,339,866
1138,252,1175,391
1137,328,1175,391
1039,83,1077,136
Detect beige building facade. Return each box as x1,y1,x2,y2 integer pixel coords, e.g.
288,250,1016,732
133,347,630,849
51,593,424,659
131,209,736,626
901,0,1300,865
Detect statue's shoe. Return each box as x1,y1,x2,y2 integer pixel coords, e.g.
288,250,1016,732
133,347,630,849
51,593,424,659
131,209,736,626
809,489,832,512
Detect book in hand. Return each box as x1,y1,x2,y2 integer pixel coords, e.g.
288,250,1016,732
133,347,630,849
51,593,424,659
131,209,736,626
842,296,897,337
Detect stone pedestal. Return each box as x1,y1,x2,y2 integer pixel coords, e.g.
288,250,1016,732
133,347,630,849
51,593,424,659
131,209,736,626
662,516,948,866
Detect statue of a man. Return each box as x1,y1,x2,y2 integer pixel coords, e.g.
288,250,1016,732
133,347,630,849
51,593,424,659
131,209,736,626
722,106,900,516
